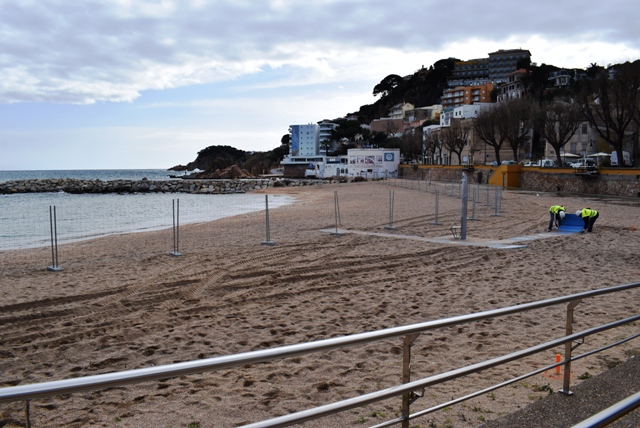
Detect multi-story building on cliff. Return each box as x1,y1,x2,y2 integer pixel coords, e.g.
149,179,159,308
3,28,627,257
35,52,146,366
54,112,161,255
488,49,531,83
441,83,493,109
496,69,528,102
450,58,489,86
449,49,531,86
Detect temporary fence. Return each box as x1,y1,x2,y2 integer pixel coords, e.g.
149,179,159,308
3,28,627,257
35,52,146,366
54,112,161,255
1,178,502,273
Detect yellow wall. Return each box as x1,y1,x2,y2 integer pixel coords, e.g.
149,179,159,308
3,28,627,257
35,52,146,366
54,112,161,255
488,165,521,187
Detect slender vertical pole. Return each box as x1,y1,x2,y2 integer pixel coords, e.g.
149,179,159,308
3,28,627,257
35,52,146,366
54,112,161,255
491,188,502,217
49,206,55,267
53,207,59,268
469,188,479,221
331,191,343,236
401,334,420,428
25,400,31,428
170,199,183,256
172,200,176,249
385,190,396,230
47,206,63,272
430,190,442,225
560,300,582,395
461,173,468,240
261,195,276,245
485,184,491,206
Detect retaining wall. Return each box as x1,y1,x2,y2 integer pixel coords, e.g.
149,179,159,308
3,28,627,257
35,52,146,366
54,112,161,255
399,165,640,198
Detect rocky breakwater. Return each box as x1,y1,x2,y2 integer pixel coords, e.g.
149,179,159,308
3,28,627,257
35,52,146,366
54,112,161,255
0,177,329,194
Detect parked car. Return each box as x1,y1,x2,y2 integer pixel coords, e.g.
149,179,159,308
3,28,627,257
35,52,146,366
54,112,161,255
501,160,517,165
570,158,597,168
537,159,555,167
611,151,632,166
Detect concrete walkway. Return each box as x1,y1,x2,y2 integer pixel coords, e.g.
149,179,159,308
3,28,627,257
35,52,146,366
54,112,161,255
321,228,580,250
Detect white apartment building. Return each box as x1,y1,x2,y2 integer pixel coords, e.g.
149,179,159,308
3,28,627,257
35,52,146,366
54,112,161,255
318,120,338,155
289,123,320,156
440,103,493,126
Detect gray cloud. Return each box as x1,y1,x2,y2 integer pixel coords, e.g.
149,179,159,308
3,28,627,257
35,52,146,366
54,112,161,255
0,0,638,104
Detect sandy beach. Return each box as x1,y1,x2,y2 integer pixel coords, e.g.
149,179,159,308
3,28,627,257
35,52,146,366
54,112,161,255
1,180,640,428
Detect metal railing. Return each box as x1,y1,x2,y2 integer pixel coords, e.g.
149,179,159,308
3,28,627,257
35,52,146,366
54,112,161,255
572,390,640,428
1,281,639,427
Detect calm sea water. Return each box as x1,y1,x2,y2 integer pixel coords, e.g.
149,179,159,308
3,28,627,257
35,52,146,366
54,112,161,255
0,169,178,183
0,170,293,250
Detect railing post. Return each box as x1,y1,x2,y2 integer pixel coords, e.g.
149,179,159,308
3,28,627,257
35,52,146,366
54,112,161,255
402,333,420,428
560,299,582,395
25,399,31,428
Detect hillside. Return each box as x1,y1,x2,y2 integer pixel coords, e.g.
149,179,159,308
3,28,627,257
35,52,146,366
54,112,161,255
353,57,458,123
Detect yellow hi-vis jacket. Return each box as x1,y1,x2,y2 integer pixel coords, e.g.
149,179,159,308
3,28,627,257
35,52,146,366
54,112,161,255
581,208,598,218
550,205,565,214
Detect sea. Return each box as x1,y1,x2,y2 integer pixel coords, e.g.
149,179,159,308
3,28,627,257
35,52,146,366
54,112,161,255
0,169,294,250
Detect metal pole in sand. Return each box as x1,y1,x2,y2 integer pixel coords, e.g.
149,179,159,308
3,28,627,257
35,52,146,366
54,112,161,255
385,190,396,230
331,191,344,236
430,189,442,225
261,195,276,246
490,188,502,217
170,199,183,256
461,173,468,240
485,183,491,206
47,206,63,272
469,188,479,221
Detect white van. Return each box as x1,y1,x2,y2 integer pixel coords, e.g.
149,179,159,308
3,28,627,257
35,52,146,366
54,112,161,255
537,159,555,167
611,151,631,166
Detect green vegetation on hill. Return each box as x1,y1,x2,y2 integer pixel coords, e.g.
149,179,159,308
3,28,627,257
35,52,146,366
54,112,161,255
355,57,458,123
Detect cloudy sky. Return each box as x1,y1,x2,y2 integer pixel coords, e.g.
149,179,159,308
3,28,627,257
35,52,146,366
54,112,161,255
1,0,638,170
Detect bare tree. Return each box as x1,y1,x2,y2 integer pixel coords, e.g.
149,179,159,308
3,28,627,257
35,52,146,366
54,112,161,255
400,128,423,163
422,128,439,164
384,119,402,137
576,60,640,167
539,101,582,166
441,120,470,165
474,104,507,164
501,98,534,163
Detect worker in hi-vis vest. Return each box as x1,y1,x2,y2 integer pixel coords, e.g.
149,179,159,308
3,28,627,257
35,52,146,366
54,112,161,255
576,208,599,233
548,205,566,232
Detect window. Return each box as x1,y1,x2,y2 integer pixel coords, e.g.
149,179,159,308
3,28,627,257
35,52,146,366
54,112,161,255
582,124,588,134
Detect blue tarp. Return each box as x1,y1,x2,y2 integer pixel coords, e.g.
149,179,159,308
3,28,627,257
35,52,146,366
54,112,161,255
558,213,584,233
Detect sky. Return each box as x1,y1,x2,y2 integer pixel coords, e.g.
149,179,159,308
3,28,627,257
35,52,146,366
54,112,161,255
1,0,639,171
